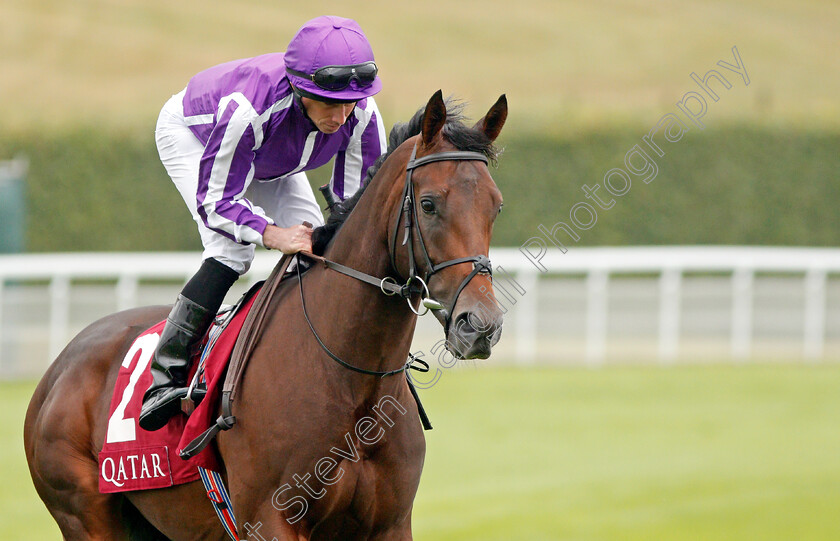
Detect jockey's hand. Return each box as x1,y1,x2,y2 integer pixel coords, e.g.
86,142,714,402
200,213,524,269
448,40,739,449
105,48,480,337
262,224,313,254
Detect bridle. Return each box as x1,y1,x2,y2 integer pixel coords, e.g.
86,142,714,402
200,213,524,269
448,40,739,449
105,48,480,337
388,142,493,330
179,142,491,453
297,141,494,380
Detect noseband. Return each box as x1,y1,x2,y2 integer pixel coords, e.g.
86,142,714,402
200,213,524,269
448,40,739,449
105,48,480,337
183,143,491,450
297,142,493,381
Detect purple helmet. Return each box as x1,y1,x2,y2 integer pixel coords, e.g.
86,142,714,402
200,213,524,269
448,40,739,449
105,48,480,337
285,16,382,102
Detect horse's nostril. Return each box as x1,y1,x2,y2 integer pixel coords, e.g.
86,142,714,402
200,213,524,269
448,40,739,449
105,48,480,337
453,312,472,331
466,310,501,335
451,311,501,339
450,312,477,342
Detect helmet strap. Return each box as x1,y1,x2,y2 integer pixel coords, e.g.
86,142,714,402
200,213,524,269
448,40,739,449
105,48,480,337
290,87,312,122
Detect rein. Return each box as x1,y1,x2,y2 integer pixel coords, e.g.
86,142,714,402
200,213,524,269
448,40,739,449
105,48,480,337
295,260,434,430
295,260,428,378
182,144,493,455
295,143,492,414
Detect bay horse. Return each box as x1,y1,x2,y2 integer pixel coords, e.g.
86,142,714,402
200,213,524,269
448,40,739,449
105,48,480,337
24,89,507,540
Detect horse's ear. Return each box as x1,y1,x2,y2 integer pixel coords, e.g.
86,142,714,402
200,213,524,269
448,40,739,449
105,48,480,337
473,94,508,142
421,90,447,146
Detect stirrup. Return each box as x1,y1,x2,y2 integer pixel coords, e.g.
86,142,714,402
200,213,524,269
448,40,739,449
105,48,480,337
180,386,207,415
138,386,189,431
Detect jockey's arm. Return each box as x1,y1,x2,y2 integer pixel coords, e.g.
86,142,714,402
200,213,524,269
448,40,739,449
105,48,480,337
196,98,274,246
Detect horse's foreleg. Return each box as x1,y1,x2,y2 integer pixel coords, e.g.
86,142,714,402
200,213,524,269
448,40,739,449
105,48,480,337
368,512,414,541
237,501,310,541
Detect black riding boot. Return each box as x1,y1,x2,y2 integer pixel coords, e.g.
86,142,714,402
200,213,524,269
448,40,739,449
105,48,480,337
138,258,239,431
138,295,215,431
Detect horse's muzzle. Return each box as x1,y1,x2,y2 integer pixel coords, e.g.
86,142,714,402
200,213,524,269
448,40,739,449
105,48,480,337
446,310,503,360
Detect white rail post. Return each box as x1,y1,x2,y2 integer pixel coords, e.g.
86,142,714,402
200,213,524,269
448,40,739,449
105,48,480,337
658,268,682,363
513,268,538,365
803,268,827,361
0,278,5,373
731,267,753,361
49,275,71,361
586,270,608,365
116,274,139,312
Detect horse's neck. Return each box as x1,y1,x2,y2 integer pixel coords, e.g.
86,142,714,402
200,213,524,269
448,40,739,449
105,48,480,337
311,180,418,376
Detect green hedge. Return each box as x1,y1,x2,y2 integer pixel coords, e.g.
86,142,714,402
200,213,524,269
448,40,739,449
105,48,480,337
6,129,196,251
492,126,840,247
4,125,839,252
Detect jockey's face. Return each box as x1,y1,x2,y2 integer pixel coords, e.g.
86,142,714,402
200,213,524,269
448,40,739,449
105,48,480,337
301,97,357,134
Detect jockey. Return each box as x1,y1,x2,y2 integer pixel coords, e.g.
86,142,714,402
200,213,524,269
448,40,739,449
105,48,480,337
139,15,386,431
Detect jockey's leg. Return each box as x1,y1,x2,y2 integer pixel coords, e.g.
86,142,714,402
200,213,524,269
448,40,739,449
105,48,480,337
139,257,238,431
139,91,246,431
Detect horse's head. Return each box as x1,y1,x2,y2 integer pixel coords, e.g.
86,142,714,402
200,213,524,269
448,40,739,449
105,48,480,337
390,90,508,360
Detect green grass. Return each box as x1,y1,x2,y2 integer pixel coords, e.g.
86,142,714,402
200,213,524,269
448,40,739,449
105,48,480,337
4,364,840,540
415,364,840,540
3,0,840,253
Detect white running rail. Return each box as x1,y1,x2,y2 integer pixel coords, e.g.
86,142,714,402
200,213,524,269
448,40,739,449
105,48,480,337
1,246,839,376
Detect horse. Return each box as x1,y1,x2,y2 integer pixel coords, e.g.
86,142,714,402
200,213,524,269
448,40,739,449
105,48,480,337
24,89,508,540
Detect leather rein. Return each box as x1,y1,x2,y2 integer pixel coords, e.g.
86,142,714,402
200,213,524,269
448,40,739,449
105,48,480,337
297,142,493,379
179,145,492,453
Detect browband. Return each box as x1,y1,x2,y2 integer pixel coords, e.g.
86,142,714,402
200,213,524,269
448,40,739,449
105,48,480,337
406,151,489,171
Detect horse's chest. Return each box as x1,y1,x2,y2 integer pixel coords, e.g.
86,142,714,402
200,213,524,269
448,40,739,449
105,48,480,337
327,435,422,514
296,422,425,532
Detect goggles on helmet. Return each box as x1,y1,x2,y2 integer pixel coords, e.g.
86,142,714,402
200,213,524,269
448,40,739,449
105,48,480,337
287,62,378,92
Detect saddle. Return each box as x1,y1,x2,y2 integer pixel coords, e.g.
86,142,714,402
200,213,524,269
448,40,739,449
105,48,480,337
97,255,301,494
178,250,432,460
178,253,298,458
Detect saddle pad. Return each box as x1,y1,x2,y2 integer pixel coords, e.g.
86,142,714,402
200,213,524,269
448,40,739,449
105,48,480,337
177,292,257,456
98,293,257,493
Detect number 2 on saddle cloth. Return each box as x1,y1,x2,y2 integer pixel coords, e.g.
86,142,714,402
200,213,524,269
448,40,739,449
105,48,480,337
97,286,259,494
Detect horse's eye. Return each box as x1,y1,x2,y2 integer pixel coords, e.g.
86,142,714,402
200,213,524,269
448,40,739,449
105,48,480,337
498,204,504,214
420,199,436,214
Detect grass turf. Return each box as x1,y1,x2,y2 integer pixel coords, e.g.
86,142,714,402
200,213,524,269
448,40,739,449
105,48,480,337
3,363,839,539
414,363,840,540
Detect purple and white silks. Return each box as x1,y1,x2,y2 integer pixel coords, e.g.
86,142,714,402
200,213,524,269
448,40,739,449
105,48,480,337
180,53,386,246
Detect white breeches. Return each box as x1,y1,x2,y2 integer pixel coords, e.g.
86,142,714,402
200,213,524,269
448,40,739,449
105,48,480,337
154,90,325,275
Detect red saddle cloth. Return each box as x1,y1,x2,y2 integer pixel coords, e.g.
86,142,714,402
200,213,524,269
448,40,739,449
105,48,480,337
98,293,257,493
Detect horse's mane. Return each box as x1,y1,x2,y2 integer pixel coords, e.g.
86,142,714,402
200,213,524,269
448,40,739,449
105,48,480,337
312,99,500,254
